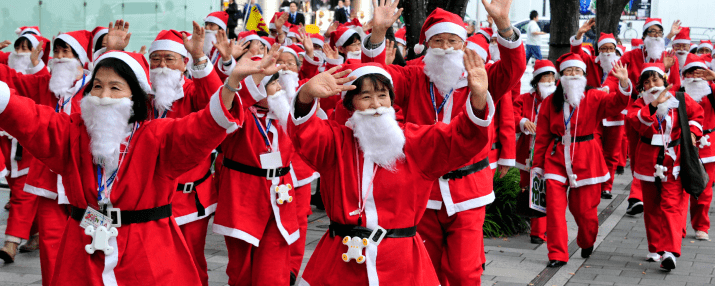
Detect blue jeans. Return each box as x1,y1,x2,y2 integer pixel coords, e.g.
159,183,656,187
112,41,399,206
526,44,543,62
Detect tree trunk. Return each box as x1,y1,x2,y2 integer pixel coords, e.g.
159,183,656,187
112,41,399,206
548,0,580,62
400,0,469,60
595,0,632,41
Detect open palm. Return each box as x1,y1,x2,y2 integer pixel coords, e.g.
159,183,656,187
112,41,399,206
302,66,356,99
371,0,402,32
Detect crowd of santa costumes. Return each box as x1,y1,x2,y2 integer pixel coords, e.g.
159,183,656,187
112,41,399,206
0,0,713,285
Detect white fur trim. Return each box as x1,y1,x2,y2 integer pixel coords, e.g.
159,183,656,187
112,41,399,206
424,22,467,43
619,80,633,96
290,94,318,126
245,74,268,102
361,38,385,59
204,16,227,31
303,54,323,67
23,184,58,200
414,44,425,54
20,35,39,49
642,66,664,76
672,39,691,45
101,235,119,286
282,47,299,59
341,66,393,98
92,29,108,53
532,167,544,176
174,203,217,225
426,200,442,210
0,168,7,178
311,38,324,47
209,88,240,133
643,21,662,33
361,158,380,285
495,28,522,49
190,57,214,79
437,176,494,216
325,56,344,66
598,38,617,48
570,35,583,46
466,41,488,61
622,109,628,115
682,61,708,73
533,66,557,77
515,162,528,171
27,60,45,75
395,38,406,46
10,139,28,178
699,43,713,51
637,109,654,126
218,57,235,77
335,29,358,47
519,117,531,134
690,120,703,132
148,39,188,58
212,224,261,246
602,119,624,126
450,191,495,214
95,52,151,94
573,173,610,187
544,173,567,183
498,159,515,167
282,25,290,33
465,91,495,127
559,59,587,72
268,181,301,245
294,172,319,187
489,162,498,169
55,34,89,65
0,81,10,114
634,171,668,182
701,156,715,164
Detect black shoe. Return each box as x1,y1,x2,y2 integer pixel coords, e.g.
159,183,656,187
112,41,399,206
660,257,676,271
581,246,594,258
601,190,613,199
547,260,567,268
616,166,625,175
530,236,545,244
290,272,297,285
626,199,643,215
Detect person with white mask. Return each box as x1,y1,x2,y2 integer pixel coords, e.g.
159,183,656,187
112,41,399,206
363,0,525,284
671,27,693,72
626,63,704,271
203,11,230,64
325,26,363,66
513,59,557,245
532,53,632,268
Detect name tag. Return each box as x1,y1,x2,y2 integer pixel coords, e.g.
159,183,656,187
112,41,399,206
651,134,664,146
260,151,282,169
79,207,111,230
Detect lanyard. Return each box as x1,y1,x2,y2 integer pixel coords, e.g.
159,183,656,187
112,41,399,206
154,107,168,119
95,122,140,204
352,139,378,226
55,74,86,113
429,83,453,124
250,107,273,152
564,107,576,129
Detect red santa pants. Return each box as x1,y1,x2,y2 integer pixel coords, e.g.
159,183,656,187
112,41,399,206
224,214,290,286
619,129,628,167
626,124,643,201
546,180,600,262
289,184,312,276
690,163,715,233
417,206,485,286
597,125,624,192
5,176,39,240
37,197,69,286
179,217,210,286
642,179,688,256
520,170,546,240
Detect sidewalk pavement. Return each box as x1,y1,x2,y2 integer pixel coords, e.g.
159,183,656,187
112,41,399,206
1,166,714,285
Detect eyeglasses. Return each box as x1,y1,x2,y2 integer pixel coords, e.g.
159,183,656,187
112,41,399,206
277,62,297,67
150,56,179,65
429,38,464,48
646,29,664,37
598,46,616,53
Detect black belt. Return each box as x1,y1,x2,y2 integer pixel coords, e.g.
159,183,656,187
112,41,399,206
640,136,681,148
704,128,715,135
551,134,594,155
328,221,416,242
222,157,291,179
14,143,22,161
176,169,213,217
441,157,490,180
491,142,502,150
70,204,172,227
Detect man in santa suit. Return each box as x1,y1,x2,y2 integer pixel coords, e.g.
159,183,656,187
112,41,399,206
672,27,692,73
0,27,94,285
0,45,254,284
626,63,703,270
144,24,223,286
289,49,493,285
513,59,557,244
203,11,230,64
0,26,42,64
680,55,715,241
532,53,632,267
362,1,525,284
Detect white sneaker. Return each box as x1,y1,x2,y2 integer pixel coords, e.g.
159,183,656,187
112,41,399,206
660,251,676,271
695,231,709,240
646,252,661,262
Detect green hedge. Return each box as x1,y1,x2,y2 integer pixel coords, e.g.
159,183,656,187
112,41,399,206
484,168,530,237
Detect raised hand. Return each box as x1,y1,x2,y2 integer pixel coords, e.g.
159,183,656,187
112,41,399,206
577,18,596,39
298,66,356,102
276,12,289,31
260,43,283,75
482,0,513,37
464,48,489,110
213,29,232,62
323,44,339,60
30,40,44,67
663,50,676,71
223,57,264,109
0,40,11,50
611,61,629,88
298,28,314,59
182,21,206,60
694,68,715,81
231,38,250,59
326,21,339,37
651,84,673,107
133,45,147,55
667,20,682,39
370,0,403,44
106,20,132,51
385,39,397,65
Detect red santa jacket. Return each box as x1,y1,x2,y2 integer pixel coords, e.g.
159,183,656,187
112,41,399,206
212,75,299,246
626,91,703,181
361,33,525,215
288,94,491,286
532,83,632,187
148,63,223,225
620,47,681,91
291,56,323,186
0,132,33,178
694,84,715,164
513,91,545,171
0,84,241,286
489,87,516,170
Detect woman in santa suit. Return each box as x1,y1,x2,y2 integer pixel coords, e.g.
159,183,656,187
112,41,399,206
0,48,255,284
513,59,557,245
532,53,632,268
626,63,704,271
289,49,493,285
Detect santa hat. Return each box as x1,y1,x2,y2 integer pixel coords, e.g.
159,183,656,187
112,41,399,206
282,23,292,33
330,26,358,48
15,26,40,37
90,26,108,53
616,45,625,56
345,18,363,29
556,53,587,72
533,59,557,78
281,45,302,59
643,18,663,32
287,25,301,39
204,11,229,31
699,40,713,51
238,30,270,47
269,12,284,30
672,27,691,45
476,27,493,40
690,43,699,53
261,36,276,47
414,8,467,54
681,53,708,74
294,44,306,57
631,38,643,49
148,30,189,58
597,33,617,49
394,27,406,46
20,34,50,65
466,34,489,61
338,63,393,98
94,51,152,94
310,34,325,47
581,44,594,56
642,63,665,76
55,30,92,66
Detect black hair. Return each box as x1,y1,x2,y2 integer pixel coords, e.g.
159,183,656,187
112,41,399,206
551,83,596,113
641,24,663,39
53,38,80,59
94,34,106,52
338,33,361,58
13,37,33,50
683,66,704,77
530,71,555,89
342,74,395,111
635,70,666,95
529,10,538,20
265,72,280,88
83,58,149,123
257,31,269,37
690,47,698,54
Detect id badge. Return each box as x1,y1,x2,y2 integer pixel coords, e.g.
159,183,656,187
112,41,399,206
651,134,664,146
260,151,282,169
79,207,111,230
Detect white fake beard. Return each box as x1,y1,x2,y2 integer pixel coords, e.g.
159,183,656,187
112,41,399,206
203,30,218,56
561,76,587,108
423,48,465,96
683,77,711,102
7,52,32,74
150,67,185,112
489,43,500,62
537,82,556,99
267,90,291,129
644,36,665,61
346,50,361,60
640,86,667,106
675,50,688,70
48,58,83,98
278,69,300,101
347,106,406,172
597,52,619,75
80,96,134,172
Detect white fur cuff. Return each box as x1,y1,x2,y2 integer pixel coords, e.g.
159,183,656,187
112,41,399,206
209,88,240,133
27,60,45,75
465,91,495,127
0,81,10,114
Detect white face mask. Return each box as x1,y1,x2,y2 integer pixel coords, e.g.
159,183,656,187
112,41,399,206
683,77,712,102
560,75,587,107
537,82,556,99
203,30,218,56
423,47,466,96
8,52,32,74
346,106,405,172
489,43,500,62
644,36,665,61
597,52,619,74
